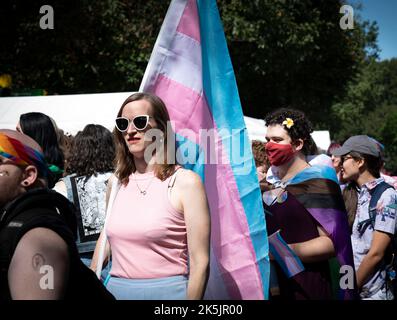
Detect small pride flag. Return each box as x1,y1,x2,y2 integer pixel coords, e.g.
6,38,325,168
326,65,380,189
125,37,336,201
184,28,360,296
268,230,305,278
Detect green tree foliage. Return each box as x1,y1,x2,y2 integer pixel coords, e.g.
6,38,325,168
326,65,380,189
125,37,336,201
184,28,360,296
2,1,376,103
219,0,378,127
332,58,397,173
0,0,168,93
1,0,394,170
381,107,397,173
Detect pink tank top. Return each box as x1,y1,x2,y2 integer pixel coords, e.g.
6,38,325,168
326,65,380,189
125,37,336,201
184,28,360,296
106,169,188,279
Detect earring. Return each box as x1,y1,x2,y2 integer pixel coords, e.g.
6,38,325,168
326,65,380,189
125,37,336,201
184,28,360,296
23,181,29,186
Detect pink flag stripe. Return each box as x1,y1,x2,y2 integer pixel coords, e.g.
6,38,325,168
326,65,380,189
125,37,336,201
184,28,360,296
154,75,213,134
140,0,267,299
153,75,264,298
204,145,265,299
176,0,201,43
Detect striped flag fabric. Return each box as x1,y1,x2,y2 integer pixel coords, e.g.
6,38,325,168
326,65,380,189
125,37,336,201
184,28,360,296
268,230,305,278
285,165,357,299
140,0,269,299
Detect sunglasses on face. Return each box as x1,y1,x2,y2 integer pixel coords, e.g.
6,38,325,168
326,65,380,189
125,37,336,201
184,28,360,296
115,115,152,132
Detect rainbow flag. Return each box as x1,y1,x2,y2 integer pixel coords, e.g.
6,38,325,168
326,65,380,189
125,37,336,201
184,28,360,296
140,0,269,299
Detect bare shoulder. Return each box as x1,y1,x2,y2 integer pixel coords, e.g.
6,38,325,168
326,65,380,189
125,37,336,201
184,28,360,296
9,227,70,299
16,227,68,253
54,180,66,189
53,180,67,197
175,169,204,189
11,227,69,272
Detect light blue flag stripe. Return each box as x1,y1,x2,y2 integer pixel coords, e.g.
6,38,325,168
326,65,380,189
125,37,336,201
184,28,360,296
197,0,269,298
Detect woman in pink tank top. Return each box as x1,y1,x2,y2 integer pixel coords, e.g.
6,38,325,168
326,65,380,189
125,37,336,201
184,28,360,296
91,93,210,300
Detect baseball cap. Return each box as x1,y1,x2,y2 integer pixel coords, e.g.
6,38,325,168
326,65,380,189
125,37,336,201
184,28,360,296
332,135,382,158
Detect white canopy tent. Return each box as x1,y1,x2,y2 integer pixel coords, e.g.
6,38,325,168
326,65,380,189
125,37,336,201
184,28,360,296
0,92,331,151
0,92,132,135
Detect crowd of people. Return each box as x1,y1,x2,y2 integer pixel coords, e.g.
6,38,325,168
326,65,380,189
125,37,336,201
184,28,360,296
0,92,396,300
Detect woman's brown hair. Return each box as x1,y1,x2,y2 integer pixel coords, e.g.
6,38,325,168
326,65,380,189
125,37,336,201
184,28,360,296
65,124,115,177
114,92,177,185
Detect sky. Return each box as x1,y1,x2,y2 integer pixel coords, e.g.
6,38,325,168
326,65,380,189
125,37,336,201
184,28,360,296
350,0,397,60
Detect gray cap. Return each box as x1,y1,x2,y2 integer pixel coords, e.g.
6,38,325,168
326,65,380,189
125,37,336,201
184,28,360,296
332,135,382,158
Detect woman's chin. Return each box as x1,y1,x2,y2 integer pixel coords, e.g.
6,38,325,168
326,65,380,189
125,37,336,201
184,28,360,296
128,146,145,157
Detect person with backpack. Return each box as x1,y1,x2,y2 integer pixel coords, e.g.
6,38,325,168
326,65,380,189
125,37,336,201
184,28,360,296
333,135,397,300
53,124,115,268
0,129,114,300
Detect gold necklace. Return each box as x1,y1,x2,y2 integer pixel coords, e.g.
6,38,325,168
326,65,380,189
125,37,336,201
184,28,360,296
133,173,155,195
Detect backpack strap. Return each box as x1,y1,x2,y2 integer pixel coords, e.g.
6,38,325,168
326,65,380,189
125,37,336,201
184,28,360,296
96,175,120,279
357,181,394,237
167,167,183,201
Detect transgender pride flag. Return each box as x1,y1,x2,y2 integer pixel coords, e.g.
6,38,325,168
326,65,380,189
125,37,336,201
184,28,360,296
140,0,269,299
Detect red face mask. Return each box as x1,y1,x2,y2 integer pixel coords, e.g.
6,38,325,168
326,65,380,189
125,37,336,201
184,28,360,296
265,141,296,166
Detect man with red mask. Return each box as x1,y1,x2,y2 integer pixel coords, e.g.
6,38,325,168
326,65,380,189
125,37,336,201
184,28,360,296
262,108,356,300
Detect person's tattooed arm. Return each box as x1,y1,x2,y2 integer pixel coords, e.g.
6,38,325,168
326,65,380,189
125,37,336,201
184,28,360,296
8,227,70,300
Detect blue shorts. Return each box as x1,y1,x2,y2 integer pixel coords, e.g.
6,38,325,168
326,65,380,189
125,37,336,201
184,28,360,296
106,275,188,300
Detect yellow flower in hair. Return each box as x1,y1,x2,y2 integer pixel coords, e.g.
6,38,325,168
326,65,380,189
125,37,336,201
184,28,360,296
0,74,12,89
282,118,294,129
